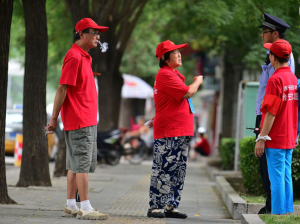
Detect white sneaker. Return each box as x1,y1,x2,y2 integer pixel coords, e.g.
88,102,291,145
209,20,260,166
76,208,109,220
62,205,79,217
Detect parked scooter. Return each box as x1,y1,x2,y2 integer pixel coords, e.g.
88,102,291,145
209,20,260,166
97,129,123,165
97,128,152,165
122,136,152,164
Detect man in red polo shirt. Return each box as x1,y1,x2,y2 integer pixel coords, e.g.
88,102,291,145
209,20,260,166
45,18,109,220
255,39,297,215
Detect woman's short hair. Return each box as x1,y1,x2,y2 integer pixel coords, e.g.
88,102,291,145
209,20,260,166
74,28,90,42
158,51,171,68
269,50,289,63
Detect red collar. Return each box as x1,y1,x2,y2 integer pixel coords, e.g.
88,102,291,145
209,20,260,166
164,66,185,82
162,65,179,73
275,66,291,72
273,66,292,76
72,44,90,58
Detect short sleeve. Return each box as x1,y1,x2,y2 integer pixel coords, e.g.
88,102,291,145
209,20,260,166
260,78,282,116
156,70,189,101
288,52,295,74
59,56,80,86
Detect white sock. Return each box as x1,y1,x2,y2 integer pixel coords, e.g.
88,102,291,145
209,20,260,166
66,199,78,210
81,200,93,211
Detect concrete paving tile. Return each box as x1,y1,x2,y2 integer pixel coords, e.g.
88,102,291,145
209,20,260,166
3,160,240,224
0,217,21,224
200,220,241,224
166,218,186,224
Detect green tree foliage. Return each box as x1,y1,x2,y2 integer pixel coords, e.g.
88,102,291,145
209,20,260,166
7,0,300,134
120,0,233,82
122,0,300,79
46,0,73,87
9,0,300,87
9,0,72,88
9,0,25,61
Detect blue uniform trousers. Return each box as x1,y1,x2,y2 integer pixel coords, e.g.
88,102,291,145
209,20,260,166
149,136,190,209
265,148,293,214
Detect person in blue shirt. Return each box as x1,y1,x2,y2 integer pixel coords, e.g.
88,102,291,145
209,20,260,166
255,12,295,214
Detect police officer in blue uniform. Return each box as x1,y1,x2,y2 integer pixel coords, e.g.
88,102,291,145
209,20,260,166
255,12,295,214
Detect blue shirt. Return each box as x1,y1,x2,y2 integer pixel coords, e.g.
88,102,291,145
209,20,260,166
255,51,295,115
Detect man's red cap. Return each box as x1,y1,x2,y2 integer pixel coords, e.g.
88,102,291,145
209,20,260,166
263,39,292,58
156,40,188,61
75,18,109,33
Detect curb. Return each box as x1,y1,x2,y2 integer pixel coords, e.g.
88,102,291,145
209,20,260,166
215,176,247,220
211,163,300,223
241,214,265,224
247,203,264,214
206,165,241,182
206,165,220,181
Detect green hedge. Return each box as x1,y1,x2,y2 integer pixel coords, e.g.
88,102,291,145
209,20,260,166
240,136,265,195
240,136,300,198
220,138,235,170
292,149,300,198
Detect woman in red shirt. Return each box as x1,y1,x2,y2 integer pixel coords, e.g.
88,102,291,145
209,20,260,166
192,127,210,158
147,40,203,219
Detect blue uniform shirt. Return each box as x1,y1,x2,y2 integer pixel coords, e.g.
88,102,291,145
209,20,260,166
255,51,295,115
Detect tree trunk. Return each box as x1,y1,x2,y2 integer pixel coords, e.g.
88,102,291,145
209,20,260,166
119,98,146,128
53,130,67,177
97,67,123,130
16,0,51,187
221,49,243,138
0,0,17,204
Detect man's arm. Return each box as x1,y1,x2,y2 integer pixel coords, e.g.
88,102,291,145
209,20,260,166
254,111,276,157
45,84,68,133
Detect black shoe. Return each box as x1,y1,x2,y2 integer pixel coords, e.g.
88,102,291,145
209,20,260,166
147,208,165,218
164,208,187,219
258,206,271,214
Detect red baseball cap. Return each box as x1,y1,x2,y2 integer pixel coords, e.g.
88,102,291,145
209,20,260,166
156,40,188,61
263,39,292,58
75,18,109,33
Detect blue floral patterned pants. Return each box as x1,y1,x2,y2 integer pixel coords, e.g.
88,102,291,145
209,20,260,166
149,136,191,209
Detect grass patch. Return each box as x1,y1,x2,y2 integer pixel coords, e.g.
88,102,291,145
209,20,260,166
241,195,266,204
241,195,300,205
260,214,300,224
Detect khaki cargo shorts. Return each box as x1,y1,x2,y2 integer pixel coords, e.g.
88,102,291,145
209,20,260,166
65,125,97,173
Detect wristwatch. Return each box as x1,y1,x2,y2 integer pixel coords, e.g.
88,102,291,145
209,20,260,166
256,134,272,142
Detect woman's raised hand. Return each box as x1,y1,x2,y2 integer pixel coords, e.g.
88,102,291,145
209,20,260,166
194,75,203,85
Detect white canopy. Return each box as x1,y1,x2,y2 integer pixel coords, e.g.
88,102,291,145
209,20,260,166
121,74,153,99
8,60,24,76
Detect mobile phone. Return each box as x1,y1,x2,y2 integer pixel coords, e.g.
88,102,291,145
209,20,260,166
144,120,153,127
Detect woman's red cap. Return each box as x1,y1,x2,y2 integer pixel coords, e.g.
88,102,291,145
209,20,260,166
156,40,188,61
263,39,292,58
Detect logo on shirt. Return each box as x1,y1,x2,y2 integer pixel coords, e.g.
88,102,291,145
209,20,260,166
283,85,298,101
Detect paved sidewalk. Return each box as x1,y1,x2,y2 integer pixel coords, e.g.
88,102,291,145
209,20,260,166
1,160,241,224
